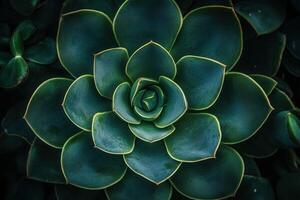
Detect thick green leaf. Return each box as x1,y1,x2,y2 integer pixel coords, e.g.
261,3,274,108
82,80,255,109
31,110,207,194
24,37,57,65
124,140,181,184
172,6,242,70
288,113,300,145
92,112,135,154
9,0,39,16
0,56,28,88
31,0,62,30
170,145,244,200
126,41,176,81
276,172,300,200
15,20,36,41
235,0,286,35
1,102,35,144
62,0,117,19
192,0,232,7
24,78,79,148
235,175,275,200
113,0,182,53
0,135,26,155
57,9,116,77
113,82,141,124
242,156,261,176
106,170,172,200
284,17,300,60
269,88,295,112
5,178,46,200
250,74,277,95
165,113,221,162
283,50,300,77
10,31,23,56
209,72,273,144
128,122,175,143
94,47,129,99
270,111,299,148
175,56,225,110
63,75,111,131
235,32,286,76
27,138,65,183
154,76,187,128
61,132,126,189
234,121,278,158
55,185,104,200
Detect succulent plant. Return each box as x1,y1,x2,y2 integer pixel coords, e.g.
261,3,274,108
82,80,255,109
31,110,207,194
0,0,62,88
20,0,283,199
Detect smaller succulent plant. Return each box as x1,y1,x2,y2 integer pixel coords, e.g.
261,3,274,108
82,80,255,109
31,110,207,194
0,0,61,88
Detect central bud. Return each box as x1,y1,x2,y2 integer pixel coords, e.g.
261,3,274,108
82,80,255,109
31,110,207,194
130,78,165,122
141,90,158,112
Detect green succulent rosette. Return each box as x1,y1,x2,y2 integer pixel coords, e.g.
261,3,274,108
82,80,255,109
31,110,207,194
23,0,276,199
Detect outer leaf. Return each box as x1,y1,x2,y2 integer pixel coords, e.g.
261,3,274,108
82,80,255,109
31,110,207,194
192,0,232,7
171,6,242,70
106,170,172,200
170,145,244,200
269,88,295,112
234,121,278,158
209,72,273,144
154,76,187,128
288,113,300,145
10,31,23,56
27,138,65,183
113,82,141,124
24,37,57,65
242,156,261,176
124,140,181,184
270,111,299,148
165,113,221,162
55,185,104,200
250,74,277,95
92,112,135,154
175,56,225,110
235,32,286,76
283,50,300,77
128,122,175,143
9,0,39,16
57,9,116,77
235,175,275,200
63,75,111,131
62,0,117,19
24,78,79,148
1,102,35,144
94,47,129,99
276,172,300,200
61,132,127,189
284,17,300,60
235,0,286,35
5,179,45,200
0,56,28,88
126,41,176,81
113,0,182,53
